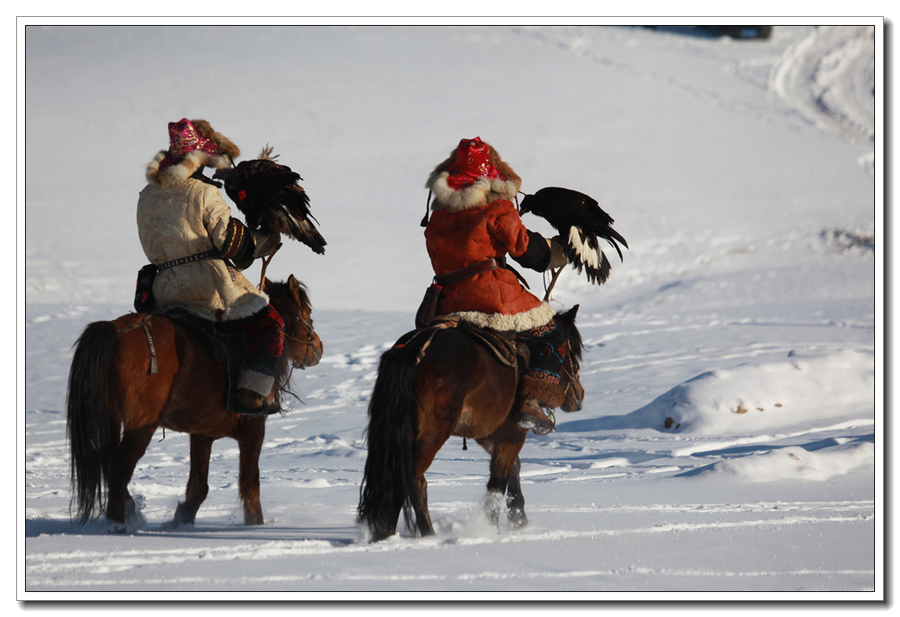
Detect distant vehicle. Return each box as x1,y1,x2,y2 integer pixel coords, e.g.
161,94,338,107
716,25,773,39
642,25,773,40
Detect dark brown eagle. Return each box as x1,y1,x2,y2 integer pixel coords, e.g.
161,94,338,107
214,146,326,254
519,186,627,285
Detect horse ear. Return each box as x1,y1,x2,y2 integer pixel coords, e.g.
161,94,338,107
568,304,580,321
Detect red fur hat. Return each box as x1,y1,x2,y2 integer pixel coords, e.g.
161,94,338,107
426,137,522,212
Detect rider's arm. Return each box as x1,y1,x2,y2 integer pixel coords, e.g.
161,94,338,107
489,201,566,272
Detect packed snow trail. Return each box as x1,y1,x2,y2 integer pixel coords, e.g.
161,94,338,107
770,25,875,145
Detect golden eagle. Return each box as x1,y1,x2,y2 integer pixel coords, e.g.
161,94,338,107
520,186,627,285
214,146,326,255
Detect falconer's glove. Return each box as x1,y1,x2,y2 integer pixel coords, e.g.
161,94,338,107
547,237,568,270
251,230,282,259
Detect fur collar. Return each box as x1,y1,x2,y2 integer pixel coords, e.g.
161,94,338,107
427,171,520,212
145,150,232,188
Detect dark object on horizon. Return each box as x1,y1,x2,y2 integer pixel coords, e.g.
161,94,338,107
716,25,773,40
642,25,773,40
519,186,627,285
214,146,326,254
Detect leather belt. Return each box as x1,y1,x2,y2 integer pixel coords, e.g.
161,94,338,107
157,249,220,271
435,256,530,289
435,257,505,286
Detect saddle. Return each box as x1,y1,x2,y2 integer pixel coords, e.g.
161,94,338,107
162,309,250,413
395,316,521,372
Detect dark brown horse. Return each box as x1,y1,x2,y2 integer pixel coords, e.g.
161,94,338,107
66,275,322,531
357,306,584,542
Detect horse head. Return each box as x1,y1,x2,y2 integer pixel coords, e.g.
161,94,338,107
266,274,323,369
556,304,584,412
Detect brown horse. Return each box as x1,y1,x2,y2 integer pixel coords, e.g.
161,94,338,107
66,275,322,531
357,306,584,542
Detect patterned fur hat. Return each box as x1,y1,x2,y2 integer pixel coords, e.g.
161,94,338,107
187,119,240,163
146,118,241,185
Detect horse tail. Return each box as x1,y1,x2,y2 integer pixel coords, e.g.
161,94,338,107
357,343,421,541
66,321,119,524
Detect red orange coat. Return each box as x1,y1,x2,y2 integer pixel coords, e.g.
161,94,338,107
425,199,546,324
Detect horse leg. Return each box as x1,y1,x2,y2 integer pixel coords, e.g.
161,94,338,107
413,468,435,537
479,431,526,529
506,456,528,529
412,405,460,538
171,434,215,527
235,417,266,526
104,423,157,526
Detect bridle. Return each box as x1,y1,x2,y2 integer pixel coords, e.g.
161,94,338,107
284,312,321,368
560,333,582,403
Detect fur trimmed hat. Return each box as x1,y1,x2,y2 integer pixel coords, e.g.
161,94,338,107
426,137,521,212
185,119,240,163
146,118,241,185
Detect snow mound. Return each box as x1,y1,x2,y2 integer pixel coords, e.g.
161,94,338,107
628,350,874,435
699,442,875,482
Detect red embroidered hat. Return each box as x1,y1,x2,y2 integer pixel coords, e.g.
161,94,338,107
445,137,507,190
167,118,222,158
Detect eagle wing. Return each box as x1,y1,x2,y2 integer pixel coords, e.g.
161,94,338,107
520,186,627,285
216,148,326,254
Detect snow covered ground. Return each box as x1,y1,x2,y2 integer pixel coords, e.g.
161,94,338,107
20,21,880,602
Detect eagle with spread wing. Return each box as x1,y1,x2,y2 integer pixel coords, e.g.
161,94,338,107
519,186,627,286
214,146,326,255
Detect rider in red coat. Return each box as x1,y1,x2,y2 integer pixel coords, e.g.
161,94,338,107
424,137,568,432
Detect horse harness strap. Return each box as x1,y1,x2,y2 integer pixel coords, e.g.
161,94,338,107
285,314,322,367
118,315,158,375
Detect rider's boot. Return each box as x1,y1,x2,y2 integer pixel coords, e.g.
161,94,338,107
236,388,281,416
517,399,555,434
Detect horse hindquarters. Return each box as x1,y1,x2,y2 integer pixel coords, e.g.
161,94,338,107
66,321,120,524
357,344,421,541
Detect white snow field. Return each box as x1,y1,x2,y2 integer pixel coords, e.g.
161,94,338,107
21,21,881,601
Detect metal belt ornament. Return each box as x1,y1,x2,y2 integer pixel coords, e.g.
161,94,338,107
157,249,220,271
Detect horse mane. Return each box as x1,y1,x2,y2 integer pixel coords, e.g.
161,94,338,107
263,278,313,408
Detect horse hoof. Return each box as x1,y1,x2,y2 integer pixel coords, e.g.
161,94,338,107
243,515,265,526
508,510,529,529
483,491,505,526
165,518,192,530
107,523,127,535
